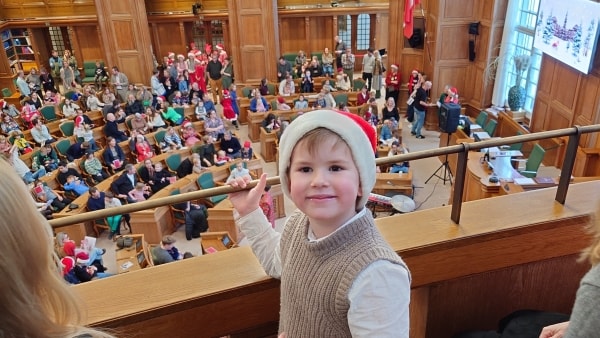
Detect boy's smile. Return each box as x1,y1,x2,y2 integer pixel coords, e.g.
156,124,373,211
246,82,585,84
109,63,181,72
289,136,360,237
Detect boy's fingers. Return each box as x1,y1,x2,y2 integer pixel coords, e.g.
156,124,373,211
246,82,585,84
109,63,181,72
254,173,268,193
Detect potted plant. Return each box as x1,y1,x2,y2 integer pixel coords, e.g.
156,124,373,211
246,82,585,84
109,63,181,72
507,54,530,111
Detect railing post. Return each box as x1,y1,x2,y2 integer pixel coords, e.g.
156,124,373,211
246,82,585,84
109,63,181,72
451,143,470,224
555,126,582,204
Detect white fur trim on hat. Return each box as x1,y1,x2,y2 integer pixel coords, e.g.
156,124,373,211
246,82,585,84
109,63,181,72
277,109,376,210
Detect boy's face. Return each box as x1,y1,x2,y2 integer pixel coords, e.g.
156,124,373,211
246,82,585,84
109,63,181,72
288,135,360,230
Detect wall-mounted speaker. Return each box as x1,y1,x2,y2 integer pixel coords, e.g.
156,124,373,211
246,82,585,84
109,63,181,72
439,103,461,133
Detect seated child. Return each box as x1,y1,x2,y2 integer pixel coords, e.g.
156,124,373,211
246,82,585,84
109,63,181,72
215,149,231,166
195,101,207,121
276,96,291,111
128,182,150,202
227,161,250,183
241,140,253,161
301,70,314,93
63,175,89,196
12,131,33,154
294,94,309,111
94,61,108,87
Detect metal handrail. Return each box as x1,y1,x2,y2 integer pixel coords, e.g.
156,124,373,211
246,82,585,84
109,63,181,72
48,124,600,227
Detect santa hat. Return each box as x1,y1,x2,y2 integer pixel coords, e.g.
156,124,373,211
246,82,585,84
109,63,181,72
157,96,165,102
204,43,212,55
391,64,399,69
168,52,175,58
194,50,203,56
76,252,90,265
74,115,84,128
63,241,76,256
0,99,6,109
183,121,192,128
278,110,376,210
411,69,419,74
177,54,184,59
277,96,285,104
337,67,344,73
61,256,75,276
216,43,224,50
243,141,251,148
187,52,195,57
450,87,458,96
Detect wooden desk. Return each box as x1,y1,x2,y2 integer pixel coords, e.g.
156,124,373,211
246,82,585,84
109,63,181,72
200,231,237,254
372,172,413,197
459,151,524,202
115,234,148,274
260,127,277,163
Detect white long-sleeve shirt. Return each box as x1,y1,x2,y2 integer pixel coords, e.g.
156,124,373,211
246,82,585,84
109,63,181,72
235,207,410,337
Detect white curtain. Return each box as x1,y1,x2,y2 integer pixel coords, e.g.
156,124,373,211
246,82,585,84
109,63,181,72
491,0,520,108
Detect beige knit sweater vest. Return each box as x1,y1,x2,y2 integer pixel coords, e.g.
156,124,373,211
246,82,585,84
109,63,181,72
278,210,407,337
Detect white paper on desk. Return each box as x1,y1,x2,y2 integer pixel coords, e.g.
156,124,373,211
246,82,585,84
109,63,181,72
514,177,536,185
121,261,134,269
470,124,482,129
436,101,441,107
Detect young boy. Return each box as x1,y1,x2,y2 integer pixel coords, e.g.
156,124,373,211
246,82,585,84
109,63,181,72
228,109,410,337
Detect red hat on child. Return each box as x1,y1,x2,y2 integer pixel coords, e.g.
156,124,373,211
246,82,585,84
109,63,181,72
61,257,75,276
216,43,224,50
76,252,90,265
278,110,376,210
243,141,251,148
63,241,76,257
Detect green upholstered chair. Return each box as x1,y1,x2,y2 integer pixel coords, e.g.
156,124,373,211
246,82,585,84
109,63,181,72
283,53,296,64
1,88,12,98
311,51,323,62
165,153,181,174
484,119,497,137
40,105,59,122
174,107,185,118
82,61,106,86
241,86,253,98
266,83,276,96
197,171,227,205
154,129,167,152
475,111,487,127
353,78,366,92
53,138,72,160
168,189,186,232
514,144,546,178
334,93,348,107
509,131,524,151
59,120,75,137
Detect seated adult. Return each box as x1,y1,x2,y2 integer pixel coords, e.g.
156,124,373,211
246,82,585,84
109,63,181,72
30,118,56,146
204,110,224,140
199,135,216,167
379,119,396,146
83,151,109,183
360,98,380,124
130,112,149,134
56,161,83,186
180,123,198,148
139,159,155,185
87,187,129,239
102,136,127,172
157,99,183,126
61,98,80,118
172,200,209,240
36,144,59,172
1,114,22,135
102,99,121,118
227,161,250,182
388,141,410,174
278,75,295,96
335,68,351,91
134,134,154,163
26,92,43,110
110,163,138,203
104,112,128,142
220,131,242,159
356,86,369,106
6,144,46,184
66,141,91,162
124,94,144,116
176,153,200,178
20,103,41,129
151,235,182,265
308,59,323,78
201,93,217,115
261,113,281,133
249,92,269,113
33,180,72,211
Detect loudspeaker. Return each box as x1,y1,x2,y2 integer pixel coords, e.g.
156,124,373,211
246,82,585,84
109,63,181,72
469,40,476,61
439,103,461,133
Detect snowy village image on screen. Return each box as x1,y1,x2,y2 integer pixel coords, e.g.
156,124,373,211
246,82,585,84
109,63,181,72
533,0,600,74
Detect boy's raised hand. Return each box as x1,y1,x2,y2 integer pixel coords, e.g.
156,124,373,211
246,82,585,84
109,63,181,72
228,173,267,217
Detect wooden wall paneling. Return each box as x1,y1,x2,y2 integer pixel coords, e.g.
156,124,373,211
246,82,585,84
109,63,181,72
227,0,280,84
279,17,306,53
442,0,475,19
94,0,155,86
307,16,333,55
374,13,389,53
145,0,227,14
70,25,104,65
154,23,186,61
438,24,470,61
436,65,467,101
0,0,97,20
574,75,600,127
551,64,580,111
386,0,401,68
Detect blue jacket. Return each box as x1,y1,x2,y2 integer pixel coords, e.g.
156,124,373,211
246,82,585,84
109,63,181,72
250,97,269,112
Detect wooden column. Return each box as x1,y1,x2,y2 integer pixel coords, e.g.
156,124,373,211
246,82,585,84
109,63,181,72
227,0,279,84
94,0,154,86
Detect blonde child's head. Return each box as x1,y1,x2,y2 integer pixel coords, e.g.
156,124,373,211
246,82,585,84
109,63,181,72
278,110,377,211
217,150,226,157
135,182,146,191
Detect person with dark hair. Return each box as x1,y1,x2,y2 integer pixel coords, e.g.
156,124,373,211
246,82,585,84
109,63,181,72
111,66,129,102
276,57,292,82
56,161,82,186
111,164,138,203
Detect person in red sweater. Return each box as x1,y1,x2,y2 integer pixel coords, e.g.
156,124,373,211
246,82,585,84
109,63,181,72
385,64,400,108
